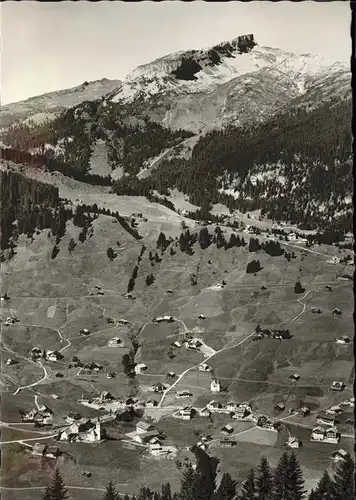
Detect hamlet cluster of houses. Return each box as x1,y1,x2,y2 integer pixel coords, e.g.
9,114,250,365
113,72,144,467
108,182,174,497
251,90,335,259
31,347,63,362
310,397,354,444
21,405,54,426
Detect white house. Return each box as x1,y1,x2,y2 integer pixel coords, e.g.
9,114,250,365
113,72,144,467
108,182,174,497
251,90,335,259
332,449,348,462
58,418,101,443
198,363,212,372
135,363,148,375
210,378,221,393
136,421,155,434
176,391,193,399
46,351,62,362
179,406,193,420
331,381,345,392
107,337,124,348
286,436,301,449
335,336,351,345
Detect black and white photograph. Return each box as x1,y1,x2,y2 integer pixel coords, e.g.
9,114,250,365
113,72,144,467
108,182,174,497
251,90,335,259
0,1,354,499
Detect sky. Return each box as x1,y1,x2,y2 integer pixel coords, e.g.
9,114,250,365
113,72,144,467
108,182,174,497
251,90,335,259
0,1,351,105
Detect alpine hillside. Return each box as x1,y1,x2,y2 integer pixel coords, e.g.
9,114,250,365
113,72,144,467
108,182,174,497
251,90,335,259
0,34,352,232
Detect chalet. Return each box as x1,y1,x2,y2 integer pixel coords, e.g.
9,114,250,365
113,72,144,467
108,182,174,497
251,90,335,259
153,316,174,323
133,430,160,445
46,351,62,362
83,471,92,478
286,436,301,449
316,413,336,427
326,405,342,416
197,441,208,450
207,400,223,412
106,372,116,379
6,358,18,365
151,382,166,393
275,402,285,412
325,427,339,444
220,440,236,448
186,339,203,350
44,446,60,459
335,336,351,345
331,381,345,392
239,402,252,411
197,314,206,320
166,290,174,294
210,378,221,393
58,418,101,443
148,438,163,455
145,399,158,408
79,328,91,336
32,347,42,355
172,341,182,348
298,406,310,417
107,337,124,347
32,443,46,457
167,372,176,379
289,373,301,382
198,363,212,372
176,390,193,399
5,316,18,325
118,319,129,325
136,421,155,434
179,406,193,420
232,406,250,420
221,424,234,435
135,363,148,375
332,308,342,317
199,407,211,417
124,293,135,300
226,402,238,412
38,405,53,418
311,427,325,441
332,449,348,463
311,308,322,314
324,285,332,291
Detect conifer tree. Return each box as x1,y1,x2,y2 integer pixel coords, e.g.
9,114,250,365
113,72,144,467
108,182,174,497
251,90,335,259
273,452,290,500
42,486,52,500
161,483,172,500
45,469,69,500
214,472,237,500
286,452,306,500
103,481,120,500
180,464,198,500
239,469,256,500
256,456,273,500
331,453,355,500
308,470,333,500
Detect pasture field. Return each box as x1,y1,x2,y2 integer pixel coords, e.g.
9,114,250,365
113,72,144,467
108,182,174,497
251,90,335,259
1,213,353,497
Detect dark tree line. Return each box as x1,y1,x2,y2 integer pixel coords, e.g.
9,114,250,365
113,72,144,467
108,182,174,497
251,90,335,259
42,451,355,500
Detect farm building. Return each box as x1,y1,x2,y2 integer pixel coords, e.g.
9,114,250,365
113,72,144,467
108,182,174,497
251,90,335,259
153,316,175,323
198,363,212,372
167,372,176,379
331,381,345,392
46,351,62,362
311,426,339,444
136,421,156,434
275,402,285,412
232,406,250,420
145,399,158,408
210,378,221,393
221,424,234,435
5,358,18,365
316,413,336,427
79,328,91,336
289,373,301,382
332,308,342,316
107,337,125,347
331,449,348,462
220,440,236,448
197,314,206,320
298,406,310,417
151,382,166,393
117,319,129,325
334,336,351,345
172,341,182,348
199,407,211,417
58,418,101,443
176,390,193,399
178,406,193,420
135,363,148,375
286,436,301,449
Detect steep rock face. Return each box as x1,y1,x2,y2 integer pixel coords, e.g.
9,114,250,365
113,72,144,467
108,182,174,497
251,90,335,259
107,36,349,133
